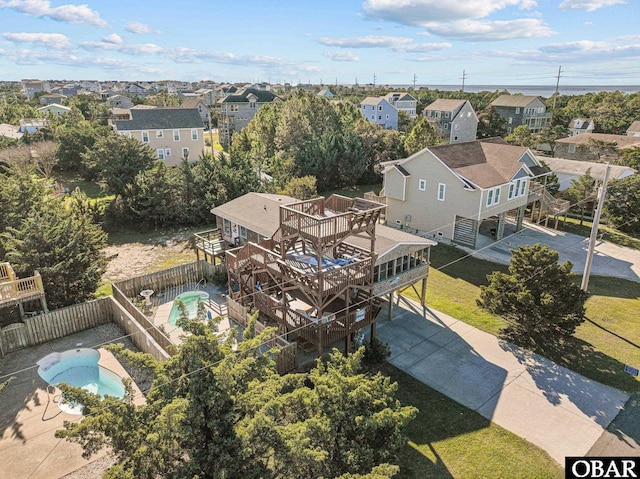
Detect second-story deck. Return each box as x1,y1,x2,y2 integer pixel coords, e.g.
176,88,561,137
0,262,47,310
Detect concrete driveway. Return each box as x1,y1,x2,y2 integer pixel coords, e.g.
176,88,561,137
374,296,630,465
470,222,640,282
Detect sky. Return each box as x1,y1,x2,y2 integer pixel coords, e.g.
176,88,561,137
0,0,639,86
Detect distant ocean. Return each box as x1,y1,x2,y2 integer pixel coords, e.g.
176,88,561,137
392,84,640,97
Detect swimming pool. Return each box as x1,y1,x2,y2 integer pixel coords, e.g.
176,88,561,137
168,291,210,327
37,348,125,414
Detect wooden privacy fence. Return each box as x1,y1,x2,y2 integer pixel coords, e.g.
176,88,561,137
111,284,174,357
0,297,112,356
113,260,224,299
0,297,171,361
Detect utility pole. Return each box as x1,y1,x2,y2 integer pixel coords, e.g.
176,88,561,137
461,69,467,92
413,73,417,90
553,65,562,109
373,73,376,88
581,163,611,291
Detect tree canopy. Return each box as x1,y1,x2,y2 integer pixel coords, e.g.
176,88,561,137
56,315,415,479
565,169,596,226
478,244,588,348
605,175,640,236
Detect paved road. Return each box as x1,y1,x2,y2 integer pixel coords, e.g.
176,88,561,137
372,296,632,465
470,222,640,282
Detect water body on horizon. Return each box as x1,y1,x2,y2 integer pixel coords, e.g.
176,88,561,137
391,84,640,97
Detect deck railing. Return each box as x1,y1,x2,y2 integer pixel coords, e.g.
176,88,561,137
194,229,225,256
0,262,17,283
0,271,45,304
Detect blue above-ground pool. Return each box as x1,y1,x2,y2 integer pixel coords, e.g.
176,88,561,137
37,348,125,414
168,291,210,327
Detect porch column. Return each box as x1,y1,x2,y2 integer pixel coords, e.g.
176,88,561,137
516,205,526,232
496,212,506,240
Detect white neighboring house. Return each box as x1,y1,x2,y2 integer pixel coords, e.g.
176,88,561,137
0,123,23,141
568,118,595,136
113,107,205,167
37,103,71,116
627,121,640,137
107,94,133,109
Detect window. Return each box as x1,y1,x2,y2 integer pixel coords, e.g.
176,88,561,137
249,101,256,108
487,187,501,206
223,219,231,235
508,117,513,125
568,144,576,153
507,127,512,134
191,129,198,140
418,179,426,191
371,114,375,119
240,226,247,239
157,149,165,160
444,123,449,130
182,147,189,159
156,130,163,138
173,130,180,141
386,114,389,119
142,131,149,143
437,183,446,201
519,179,527,196
508,179,526,199
508,183,515,200
515,107,520,114
378,105,383,111
165,148,171,157
378,115,382,120
230,104,239,112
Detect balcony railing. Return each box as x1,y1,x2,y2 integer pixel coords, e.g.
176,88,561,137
0,271,45,304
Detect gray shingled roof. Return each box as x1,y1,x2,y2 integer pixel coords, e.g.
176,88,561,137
220,88,279,104
425,99,466,112
490,94,544,108
210,193,298,237
114,107,203,131
429,139,531,188
627,120,640,134
556,133,640,149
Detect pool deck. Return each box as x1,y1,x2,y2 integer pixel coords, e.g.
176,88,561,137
151,283,232,345
0,325,144,479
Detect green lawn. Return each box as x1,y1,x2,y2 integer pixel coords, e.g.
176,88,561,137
402,243,640,392
320,183,383,198
52,170,113,200
383,364,563,479
555,215,640,250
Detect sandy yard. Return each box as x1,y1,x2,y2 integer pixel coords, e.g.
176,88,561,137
102,232,199,283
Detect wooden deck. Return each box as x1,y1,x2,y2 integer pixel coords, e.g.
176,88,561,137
0,263,46,308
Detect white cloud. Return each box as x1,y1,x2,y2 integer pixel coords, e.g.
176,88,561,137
80,40,164,55
2,32,73,49
394,42,452,52
318,35,413,48
362,0,554,41
0,0,107,27
363,0,536,24
102,33,122,44
324,51,360,62
125,21,163,34
425,19,554,41
559,0,625,11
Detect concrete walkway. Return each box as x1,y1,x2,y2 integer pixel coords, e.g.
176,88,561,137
469,222,640,282
374,296,630,465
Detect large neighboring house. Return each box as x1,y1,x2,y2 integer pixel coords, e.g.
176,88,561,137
217,88,280,144
489,95,552,134
379,139,557,248
113,107,205,167
37,103,71,116
627,121,640,137
360,97,398,130
106,94,133,109
21,79,50,99
569,118,595,136
317,88,335,99
423,99,478,144
384,92,418,118
39,93,67,106
180,97,209,127
203,192,434,356
538,156,636,191
554,133,640,161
